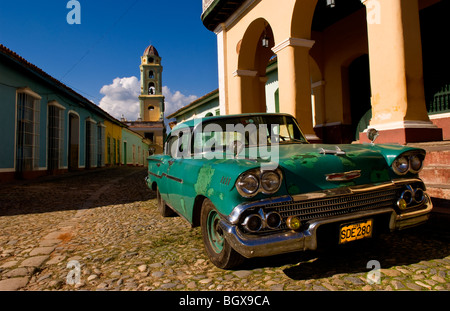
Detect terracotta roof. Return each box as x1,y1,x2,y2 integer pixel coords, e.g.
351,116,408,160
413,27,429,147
143,45,159,57
126,120,165,129
0,44,126,128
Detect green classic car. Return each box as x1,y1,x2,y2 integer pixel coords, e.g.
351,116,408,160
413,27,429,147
145,113,433,269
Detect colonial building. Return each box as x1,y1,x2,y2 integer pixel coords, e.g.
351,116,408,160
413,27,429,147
121,127,150,167
0,44,149,182
126,44,165,154
201,0,449,144
167,89,220,125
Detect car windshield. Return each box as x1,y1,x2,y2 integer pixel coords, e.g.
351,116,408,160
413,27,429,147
192,115,307,154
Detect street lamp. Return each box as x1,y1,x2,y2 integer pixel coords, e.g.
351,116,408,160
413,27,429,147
327,0,336,8
262,35,269,48
262,22,270,48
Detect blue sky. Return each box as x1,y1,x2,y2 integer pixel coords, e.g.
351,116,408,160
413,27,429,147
0,0,219,119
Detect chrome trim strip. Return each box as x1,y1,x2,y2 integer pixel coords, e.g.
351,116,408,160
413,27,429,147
147,171,183,184
148,171,162,179
164,174,184,184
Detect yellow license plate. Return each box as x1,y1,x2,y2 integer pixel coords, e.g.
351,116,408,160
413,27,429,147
339,219,373,244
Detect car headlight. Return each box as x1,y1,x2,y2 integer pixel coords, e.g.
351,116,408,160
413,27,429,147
260,171,282,194
392,156,409,175
236,172,259,197
235,168,283,198
243,214,263,232
409,154,424,173
392,152,425,176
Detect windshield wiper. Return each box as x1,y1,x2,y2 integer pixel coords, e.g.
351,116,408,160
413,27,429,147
278,135,307,144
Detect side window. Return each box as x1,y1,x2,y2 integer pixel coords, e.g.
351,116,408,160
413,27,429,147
165,136,177,157
178,130,191,158
165,130,191,158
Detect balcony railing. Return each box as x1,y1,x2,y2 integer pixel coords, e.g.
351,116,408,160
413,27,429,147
428,84,450,115
202,0,215,13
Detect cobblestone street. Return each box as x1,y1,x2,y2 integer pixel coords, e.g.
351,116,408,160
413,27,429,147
0,167,449,292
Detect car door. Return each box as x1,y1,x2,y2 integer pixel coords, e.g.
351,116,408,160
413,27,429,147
149,137,173,203
162,128,193,219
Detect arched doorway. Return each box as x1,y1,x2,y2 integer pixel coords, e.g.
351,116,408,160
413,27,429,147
348,54,371,141
236,18,275,113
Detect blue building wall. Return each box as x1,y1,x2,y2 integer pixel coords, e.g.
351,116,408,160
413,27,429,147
0,79,17,171
0,50,108,180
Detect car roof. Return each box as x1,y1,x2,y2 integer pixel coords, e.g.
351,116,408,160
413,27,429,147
170,112,294,132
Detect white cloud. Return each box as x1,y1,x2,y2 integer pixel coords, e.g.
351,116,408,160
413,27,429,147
163,86,197,117
99,76,140,121
98,77,197,124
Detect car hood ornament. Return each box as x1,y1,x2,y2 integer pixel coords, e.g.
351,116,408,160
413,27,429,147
367,128,379,144
319,145,346,156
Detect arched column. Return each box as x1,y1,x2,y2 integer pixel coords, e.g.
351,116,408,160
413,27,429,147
360,0,442,143
273,38,320,142
232,70,266,114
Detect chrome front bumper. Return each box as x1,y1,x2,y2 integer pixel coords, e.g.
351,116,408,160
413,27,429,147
220,195,433,259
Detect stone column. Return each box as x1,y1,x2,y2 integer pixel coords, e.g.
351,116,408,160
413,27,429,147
273,38,320,142
311,80,326,128
360,0,442,143
233,70,267,114
215,23,228,116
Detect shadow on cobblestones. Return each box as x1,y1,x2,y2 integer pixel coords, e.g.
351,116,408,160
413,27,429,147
0,167,153,217
243,217,450,281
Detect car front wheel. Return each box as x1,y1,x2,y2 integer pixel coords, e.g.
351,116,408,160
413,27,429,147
200,198,244,269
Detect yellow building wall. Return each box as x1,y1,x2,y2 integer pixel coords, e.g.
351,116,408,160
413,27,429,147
214,0,442,143
219,0,367,134
104,119,123,166
219,0,321,140
311,9,369,126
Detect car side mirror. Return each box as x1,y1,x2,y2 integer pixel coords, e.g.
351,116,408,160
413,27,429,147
366,128,379,144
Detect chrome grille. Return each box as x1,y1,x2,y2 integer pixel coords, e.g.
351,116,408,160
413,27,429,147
266,188,399,231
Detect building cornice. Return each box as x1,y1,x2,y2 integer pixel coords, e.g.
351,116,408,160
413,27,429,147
232,69,258,77
202,0,248,31
272,37,315,54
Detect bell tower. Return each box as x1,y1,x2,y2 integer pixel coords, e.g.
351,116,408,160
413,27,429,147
139,45,164,121
125,43,165,155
